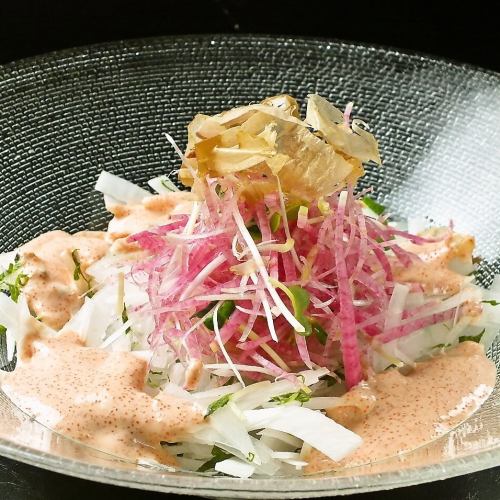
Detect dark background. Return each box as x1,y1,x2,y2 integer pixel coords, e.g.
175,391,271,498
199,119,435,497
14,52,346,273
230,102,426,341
0,1,499,71
0,1,499,499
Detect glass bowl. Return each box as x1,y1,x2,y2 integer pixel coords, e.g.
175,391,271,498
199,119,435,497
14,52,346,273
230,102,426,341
0,35,499,498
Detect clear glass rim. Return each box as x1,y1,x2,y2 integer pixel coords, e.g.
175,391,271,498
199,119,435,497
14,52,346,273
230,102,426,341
0,437,498,498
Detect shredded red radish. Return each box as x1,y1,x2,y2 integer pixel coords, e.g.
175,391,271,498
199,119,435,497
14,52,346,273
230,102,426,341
126,176,470,390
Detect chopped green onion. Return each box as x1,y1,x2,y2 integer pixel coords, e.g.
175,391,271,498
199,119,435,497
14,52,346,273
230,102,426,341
121,304,132,334
205,393,232,418
269,212,281,233
0,255,29,303
247,224,262,241
482,300,500,306
362,196,385,216
312,321,328,345
288,285,312,336
286,204,302,222
203,300,236,331
270,389,311,405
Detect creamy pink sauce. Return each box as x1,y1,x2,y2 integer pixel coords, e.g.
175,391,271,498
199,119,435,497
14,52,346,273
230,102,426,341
2,223,495,472
20,231,109,330
394,231,474,296
1,331,203,465
106,192,197,242
306,341,496,474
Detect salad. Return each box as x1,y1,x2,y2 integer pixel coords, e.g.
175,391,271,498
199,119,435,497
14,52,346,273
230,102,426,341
0,94,498,478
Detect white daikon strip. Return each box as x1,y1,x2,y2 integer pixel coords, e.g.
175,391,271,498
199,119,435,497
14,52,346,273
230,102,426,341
95,170,150,204
244,406,362,462
209,405,258,464
214,458,255,478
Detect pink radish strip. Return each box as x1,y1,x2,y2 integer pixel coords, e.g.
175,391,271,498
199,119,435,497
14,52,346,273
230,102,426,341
219,309,247,344
155,216,189,234
391,245,417,267
264,192,280,211
239,311,259,342
367,239,394,282
352,210,369,280
281,251,298,282
236,334,273,351
255,203,272,244
295,333,313,369
355,271,389,305
378,309,455,343
128,231,167,252
334,192,363,388
250,353,297,383
235,305,266,316
343,101,353,127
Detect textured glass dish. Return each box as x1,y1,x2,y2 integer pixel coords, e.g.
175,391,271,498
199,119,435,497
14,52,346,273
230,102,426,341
0,35,499,498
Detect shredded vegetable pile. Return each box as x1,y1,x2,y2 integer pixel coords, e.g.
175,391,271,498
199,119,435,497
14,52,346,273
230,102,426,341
1,94,499,478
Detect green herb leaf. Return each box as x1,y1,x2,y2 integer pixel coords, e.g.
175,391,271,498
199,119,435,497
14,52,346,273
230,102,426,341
72,253,81,281
197,446,233,472
205,393,232,417
459,329,485,344
288,285,312,336
434,331,485,350
271,389,311,405
71,249,94,297
269,212,281,233
0,255,29,303
482,300,500,306
121,304,132,334
247,452,255,462
362,196,385,216
204,300,235,331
